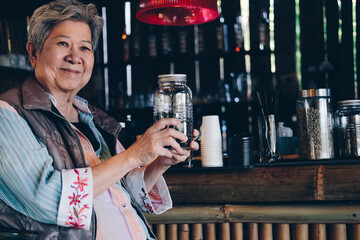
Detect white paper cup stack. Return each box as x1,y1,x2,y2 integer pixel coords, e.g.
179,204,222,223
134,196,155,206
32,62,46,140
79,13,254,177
200,115,223,167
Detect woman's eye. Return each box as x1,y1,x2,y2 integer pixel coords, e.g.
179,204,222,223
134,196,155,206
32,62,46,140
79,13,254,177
58,42,68,47
81,46,92,51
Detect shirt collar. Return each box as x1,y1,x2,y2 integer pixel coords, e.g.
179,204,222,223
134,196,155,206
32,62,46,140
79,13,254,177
45,93,91,114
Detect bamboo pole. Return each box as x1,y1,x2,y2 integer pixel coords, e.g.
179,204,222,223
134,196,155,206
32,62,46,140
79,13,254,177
220,223,230,240
231,223,243,240
167,224,178,240
329,224,347,240
349,224,360,240
146,204,360,224
205,223,216,240
179,224,190,240
310,224,326,240
247,223,259,240
294,224,308,240
156,224,166,240
191,223,203,240
275,224,290,240
260,223,273,240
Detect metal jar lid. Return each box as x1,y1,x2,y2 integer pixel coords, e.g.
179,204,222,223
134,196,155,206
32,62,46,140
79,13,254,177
338,99,360,106
299,88,331,98
158,74,187,83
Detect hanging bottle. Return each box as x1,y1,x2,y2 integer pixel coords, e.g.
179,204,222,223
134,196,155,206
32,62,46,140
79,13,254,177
131,22,141,58
160,26,172,56
198,25,205,53
234,12,244,52
122,28,130,61
259,9,270,50
147,25,157,57
179,26,188,54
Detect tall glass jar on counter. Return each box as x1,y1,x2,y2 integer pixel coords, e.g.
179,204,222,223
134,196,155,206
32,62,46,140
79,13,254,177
335,100,360,157
296,89,335,160
153,74,193,149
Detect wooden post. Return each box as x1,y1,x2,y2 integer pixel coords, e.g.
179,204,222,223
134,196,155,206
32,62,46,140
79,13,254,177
247,223,259,240
191,223,203,240
167,224,178,240
205,223,216,240
156,224,166,240
220,223,230,240
294,224,308,240
310,224,326,240
275,224,290,240
260,223,273,240
180,224,190,240
329,224,347,240
231,223,243,240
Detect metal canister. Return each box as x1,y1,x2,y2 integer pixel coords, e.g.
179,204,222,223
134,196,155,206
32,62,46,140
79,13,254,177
296,88,334,160
335,100,360,157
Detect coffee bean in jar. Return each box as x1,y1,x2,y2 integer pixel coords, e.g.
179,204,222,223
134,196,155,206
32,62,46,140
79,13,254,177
335,100,360,158
296,89,334,160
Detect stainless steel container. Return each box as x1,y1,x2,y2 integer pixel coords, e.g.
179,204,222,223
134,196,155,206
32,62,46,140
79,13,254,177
296,88,334,160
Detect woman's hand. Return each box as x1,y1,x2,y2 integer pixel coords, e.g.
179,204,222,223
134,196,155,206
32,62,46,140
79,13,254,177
142,124,199,192
125,118,197,167
154,128,199,168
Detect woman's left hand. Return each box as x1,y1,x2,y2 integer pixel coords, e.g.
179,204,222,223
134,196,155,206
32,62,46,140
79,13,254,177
154,129,199,167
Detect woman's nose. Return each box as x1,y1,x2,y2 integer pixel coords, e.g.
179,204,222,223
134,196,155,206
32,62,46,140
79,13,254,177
65,48,81,64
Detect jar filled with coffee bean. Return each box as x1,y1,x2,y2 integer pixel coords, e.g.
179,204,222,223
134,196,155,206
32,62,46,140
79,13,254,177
296,89,334,160
335,100,360,158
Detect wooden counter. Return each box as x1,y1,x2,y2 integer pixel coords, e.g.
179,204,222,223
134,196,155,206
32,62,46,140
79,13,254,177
163,159,360,204
145,159,360,239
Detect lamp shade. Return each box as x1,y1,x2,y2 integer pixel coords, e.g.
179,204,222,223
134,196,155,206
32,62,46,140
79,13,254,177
136,0,219,26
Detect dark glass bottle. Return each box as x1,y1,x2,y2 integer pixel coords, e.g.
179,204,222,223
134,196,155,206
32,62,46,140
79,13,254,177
147,25,157,57
216,14,229,52
234,12,244,52
259,9,270,50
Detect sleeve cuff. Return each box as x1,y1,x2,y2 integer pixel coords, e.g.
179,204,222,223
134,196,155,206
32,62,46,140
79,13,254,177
57,168,93,230
125,167,172,215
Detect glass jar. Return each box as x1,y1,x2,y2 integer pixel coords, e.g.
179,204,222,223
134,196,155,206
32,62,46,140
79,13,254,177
153,74,193,149
335,100,360,158
296,88,334,160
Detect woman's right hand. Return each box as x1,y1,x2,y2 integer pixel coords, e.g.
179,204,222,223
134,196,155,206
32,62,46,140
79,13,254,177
124,118,188,167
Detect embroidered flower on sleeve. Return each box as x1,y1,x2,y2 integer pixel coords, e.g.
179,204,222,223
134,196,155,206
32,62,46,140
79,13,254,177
73,175,88,192
63,169,91,229
138,188,154,213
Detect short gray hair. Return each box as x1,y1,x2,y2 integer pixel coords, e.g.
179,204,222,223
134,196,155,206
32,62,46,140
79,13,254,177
28,0,103,51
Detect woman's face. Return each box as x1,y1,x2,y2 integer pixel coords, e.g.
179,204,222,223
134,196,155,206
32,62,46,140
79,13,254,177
31,20,94,96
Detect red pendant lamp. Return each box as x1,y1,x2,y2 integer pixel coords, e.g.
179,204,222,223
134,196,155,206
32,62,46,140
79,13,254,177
136,0,219,26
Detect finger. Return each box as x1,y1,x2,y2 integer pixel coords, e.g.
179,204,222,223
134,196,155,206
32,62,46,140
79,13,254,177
164,128,188,143
192,129,200,139
189,140,199,151
150,118,181,133
170,150,191,162
166,137,186,155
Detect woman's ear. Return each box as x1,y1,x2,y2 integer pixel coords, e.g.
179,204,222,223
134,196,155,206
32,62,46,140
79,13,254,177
26,41,39,68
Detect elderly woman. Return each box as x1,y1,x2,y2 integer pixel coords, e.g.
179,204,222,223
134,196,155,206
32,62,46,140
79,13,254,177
0,0,198,239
